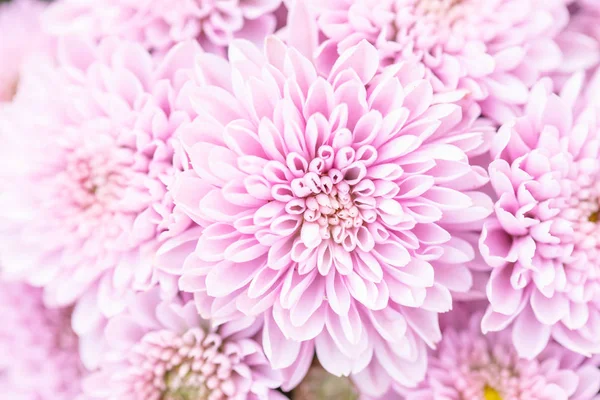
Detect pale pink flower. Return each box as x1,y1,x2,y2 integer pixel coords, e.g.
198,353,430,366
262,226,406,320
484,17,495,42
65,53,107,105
0,282,84,400
399,306,600,400
83,287,285,400
0,37,201,315
305,0,570,122
0,0,48,103
480,76,600,358
44,0,284,56
173,3,494,395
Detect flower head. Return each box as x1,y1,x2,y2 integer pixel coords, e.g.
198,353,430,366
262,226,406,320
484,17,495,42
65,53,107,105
480,77,600,358
0,282,84,400
0,37,201,314
174,3,494,394
0,0,48,103
401,306,600,400
307,0,569,121
83,288,285,400
44,0,284,56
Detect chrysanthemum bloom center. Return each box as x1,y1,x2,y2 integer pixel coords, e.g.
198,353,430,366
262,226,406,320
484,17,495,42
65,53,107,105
484,385,502,400
589,209,599,223
65,144,131,211
162,368,210,400
130,328,238,400
287,147,375,252
439,331,535,399
381,0,481,58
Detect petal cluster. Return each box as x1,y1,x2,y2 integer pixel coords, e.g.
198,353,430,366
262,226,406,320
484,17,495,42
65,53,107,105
84,288,285,400
480,78,600,357
0,37,201,314
308,0,569,121
402,306,600,400
44,0,283,56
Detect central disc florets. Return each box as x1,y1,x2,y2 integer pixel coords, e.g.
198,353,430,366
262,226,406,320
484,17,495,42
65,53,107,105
286,146,376,252
131,328,237,400
64,142,132,211
483,385,503,400
298,171,363,243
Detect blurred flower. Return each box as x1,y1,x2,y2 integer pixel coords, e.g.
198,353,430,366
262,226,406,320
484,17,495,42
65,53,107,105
44,0,284,56
83,288,286,400
0,282,84,400
480,76,600,358
174,2,494,395
400,306,600,400
0,37,201,316
306,0,574,122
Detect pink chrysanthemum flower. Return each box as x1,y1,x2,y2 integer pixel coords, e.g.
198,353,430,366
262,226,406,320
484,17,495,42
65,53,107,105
480,76,600,358
0,282,84,399
400,307,600,400
0,37,202,314
0,0,48,103
44,0,284,56
173,3,494,394
83,288,285,400
306,0,570,122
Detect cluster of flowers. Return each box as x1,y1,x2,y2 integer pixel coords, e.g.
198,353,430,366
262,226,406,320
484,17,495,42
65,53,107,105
3,0,600,398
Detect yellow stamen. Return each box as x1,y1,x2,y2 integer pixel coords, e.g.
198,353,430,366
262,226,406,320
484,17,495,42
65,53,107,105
484,385,502,400
589,210,599,223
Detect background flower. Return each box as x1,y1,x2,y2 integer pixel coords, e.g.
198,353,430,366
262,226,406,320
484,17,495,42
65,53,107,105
480,77,600,358
400,304,600,400
0,282,84,400
44,0,284,56
173,3,494,395
0,37,201,319
84,287,285,400
305,0,572,123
